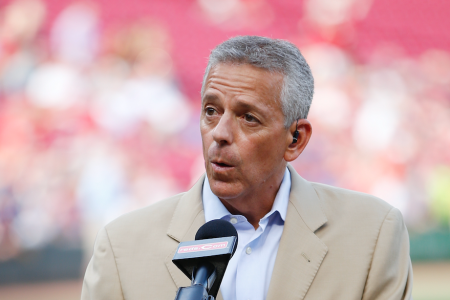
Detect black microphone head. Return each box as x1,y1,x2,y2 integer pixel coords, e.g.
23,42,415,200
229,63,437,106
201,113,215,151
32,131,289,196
195,219,238,256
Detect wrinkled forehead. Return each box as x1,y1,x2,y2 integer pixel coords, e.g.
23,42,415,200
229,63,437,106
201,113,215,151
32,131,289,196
201,63,284,105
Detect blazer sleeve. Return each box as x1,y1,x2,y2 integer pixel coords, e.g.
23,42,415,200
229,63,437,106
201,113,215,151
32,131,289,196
81,227,124,300
362,207,413,300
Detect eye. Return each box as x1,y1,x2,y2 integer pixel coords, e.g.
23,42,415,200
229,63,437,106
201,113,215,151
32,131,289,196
205,107,217,116
244,113,258,123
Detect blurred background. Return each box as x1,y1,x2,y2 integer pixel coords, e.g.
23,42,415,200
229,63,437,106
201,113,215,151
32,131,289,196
0,0,449,299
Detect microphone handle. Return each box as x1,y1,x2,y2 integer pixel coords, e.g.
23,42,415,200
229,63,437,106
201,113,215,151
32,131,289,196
174,261,217,300
174,285,215,300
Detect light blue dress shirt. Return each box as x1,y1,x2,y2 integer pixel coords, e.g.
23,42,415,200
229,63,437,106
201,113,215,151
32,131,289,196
203,167,291,300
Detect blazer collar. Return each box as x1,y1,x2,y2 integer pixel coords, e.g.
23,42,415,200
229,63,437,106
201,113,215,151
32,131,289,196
165,165,328,240
164,175,220,298
287,164,328,232
166,174,206,243
266,164,328,300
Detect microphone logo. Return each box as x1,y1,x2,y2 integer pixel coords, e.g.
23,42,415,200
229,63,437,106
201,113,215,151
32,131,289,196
177,241,228,254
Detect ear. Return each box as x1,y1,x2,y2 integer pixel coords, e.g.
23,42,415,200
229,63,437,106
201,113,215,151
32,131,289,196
284,119,312,162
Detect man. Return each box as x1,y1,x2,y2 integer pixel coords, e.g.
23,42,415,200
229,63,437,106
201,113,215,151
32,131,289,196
81,36,413,300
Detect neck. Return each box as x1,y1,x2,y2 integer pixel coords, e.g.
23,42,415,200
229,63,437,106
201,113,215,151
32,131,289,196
219,165,286,229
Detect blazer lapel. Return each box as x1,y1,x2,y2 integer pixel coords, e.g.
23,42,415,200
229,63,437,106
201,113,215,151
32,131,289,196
164,175,205,291
267,165,328,300
162,175,226,300
166,175,206,243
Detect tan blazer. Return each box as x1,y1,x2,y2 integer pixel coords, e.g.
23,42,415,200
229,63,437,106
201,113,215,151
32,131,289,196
81,165,412,300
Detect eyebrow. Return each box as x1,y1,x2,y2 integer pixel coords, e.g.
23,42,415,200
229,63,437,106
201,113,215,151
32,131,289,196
202,93,219,104
233,100,258,112
202,93,267,115
232,98,268,118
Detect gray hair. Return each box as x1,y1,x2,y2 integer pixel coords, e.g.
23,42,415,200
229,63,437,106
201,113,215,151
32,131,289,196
201,36,314,128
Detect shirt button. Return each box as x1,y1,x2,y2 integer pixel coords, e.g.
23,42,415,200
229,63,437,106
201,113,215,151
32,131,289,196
230,217,237,224
246,247,252,255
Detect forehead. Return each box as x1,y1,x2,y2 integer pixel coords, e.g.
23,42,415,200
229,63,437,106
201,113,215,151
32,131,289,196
202,63,283,107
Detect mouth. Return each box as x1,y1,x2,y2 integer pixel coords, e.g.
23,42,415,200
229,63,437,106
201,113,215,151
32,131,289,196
211,160,235,172
213,162,231,167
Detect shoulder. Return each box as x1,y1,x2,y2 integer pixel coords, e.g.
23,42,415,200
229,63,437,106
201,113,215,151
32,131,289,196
305,182,409,269
310,181,394,223
103,192,185,242
306,181,406,245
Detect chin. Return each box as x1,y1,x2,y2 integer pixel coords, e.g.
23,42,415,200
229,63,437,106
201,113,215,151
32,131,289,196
209,178,243,200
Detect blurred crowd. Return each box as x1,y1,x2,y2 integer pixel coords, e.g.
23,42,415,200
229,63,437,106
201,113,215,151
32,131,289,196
0,0,200,261
0,0,449,262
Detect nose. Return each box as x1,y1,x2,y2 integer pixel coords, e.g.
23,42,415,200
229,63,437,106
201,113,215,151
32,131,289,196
212,112,234,145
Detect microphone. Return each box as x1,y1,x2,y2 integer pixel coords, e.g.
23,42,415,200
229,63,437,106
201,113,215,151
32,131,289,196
172,219,238,300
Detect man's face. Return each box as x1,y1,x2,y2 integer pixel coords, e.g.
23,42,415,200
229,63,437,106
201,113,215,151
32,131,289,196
200,63,291,201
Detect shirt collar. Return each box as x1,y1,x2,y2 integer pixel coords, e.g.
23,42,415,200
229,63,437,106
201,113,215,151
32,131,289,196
203,167,291,223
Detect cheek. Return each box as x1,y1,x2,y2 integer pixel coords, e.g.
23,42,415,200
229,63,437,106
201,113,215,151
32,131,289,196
200,122,211,144
239,136,277,167
200,126,214,160
241,131,286,166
